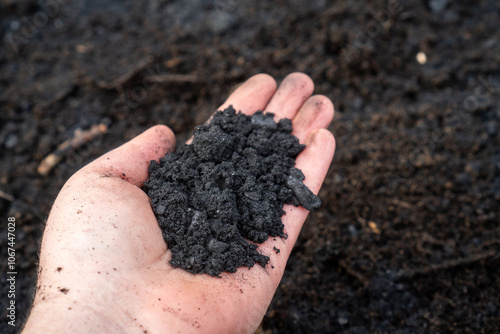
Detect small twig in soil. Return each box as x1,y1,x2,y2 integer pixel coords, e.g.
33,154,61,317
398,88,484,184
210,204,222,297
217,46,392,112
390,198,414,209
353,207,367,226
37,124,108,176
0,189,15,202
396,250,499,279
147,73,201,83
96,56,154,89
353,207,380,234
339,259,369,286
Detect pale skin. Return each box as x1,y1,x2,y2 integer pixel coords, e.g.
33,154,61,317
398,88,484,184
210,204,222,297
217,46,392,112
22,73,336,334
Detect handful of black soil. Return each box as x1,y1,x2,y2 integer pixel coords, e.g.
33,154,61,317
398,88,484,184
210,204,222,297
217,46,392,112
144,106,320,277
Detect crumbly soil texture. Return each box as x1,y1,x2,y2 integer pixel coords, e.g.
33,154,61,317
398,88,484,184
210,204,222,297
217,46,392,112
144,107,319,277
2,1,499,333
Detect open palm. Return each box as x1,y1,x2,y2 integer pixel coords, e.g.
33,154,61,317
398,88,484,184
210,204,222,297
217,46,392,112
23,73,335,334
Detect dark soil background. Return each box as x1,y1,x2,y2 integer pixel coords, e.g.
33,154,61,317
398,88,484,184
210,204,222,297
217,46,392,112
1,0,499,333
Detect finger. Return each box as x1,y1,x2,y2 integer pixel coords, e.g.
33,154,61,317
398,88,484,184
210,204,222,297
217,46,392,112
259,128,335,286
82,125,176,187
186,74,277,144
264,72,314,121
292,95,335,144
284,129,336,245
218,73,277,115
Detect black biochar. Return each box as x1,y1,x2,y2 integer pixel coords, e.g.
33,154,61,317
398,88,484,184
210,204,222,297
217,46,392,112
144,106,321,277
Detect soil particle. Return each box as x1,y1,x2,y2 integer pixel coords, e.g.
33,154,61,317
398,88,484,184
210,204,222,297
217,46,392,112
144,107,319,276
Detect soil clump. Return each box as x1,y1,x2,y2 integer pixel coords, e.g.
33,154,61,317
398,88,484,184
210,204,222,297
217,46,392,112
144,107,319,276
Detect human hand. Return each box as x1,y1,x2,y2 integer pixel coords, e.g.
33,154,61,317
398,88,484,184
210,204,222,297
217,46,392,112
22,73,335,334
